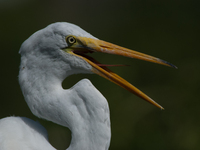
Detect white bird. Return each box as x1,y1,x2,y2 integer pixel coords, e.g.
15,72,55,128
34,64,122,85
0,117,56,150
0,22,176,150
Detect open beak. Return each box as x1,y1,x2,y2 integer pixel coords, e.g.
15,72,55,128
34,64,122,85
65,36,177,110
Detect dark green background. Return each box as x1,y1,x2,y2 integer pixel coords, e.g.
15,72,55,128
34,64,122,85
0,0,199,149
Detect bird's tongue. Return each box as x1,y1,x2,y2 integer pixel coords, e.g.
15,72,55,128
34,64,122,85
95,64,128,67
73,50,128,67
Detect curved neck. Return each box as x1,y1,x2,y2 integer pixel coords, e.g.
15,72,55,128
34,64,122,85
68,116,111,150
19,60,111,150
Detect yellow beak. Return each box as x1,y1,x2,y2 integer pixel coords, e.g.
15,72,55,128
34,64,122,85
67,36,177,110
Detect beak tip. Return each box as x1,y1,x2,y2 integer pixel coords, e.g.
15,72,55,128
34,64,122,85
160,59,178,69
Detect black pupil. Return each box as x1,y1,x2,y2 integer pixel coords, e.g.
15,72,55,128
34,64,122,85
69,37,75,43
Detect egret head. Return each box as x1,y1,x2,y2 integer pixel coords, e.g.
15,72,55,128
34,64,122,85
19,22,176,109
19,23,97,78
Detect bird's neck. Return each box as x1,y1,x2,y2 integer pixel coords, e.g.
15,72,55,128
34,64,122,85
19,59,111,150
68,115,111,150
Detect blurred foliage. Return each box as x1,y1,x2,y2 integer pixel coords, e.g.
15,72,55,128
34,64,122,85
0,0,200,150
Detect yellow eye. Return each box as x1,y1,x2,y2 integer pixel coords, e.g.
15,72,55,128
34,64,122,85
67,36,76,45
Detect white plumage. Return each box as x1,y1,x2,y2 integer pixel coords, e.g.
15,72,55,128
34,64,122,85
0,22,176,150
0,117,55,150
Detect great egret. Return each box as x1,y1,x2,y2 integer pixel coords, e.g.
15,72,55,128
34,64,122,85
0,22,176,149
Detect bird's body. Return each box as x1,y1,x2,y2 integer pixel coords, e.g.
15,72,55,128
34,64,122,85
0,116,55,150
0,22,176,149
0,79,111,150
